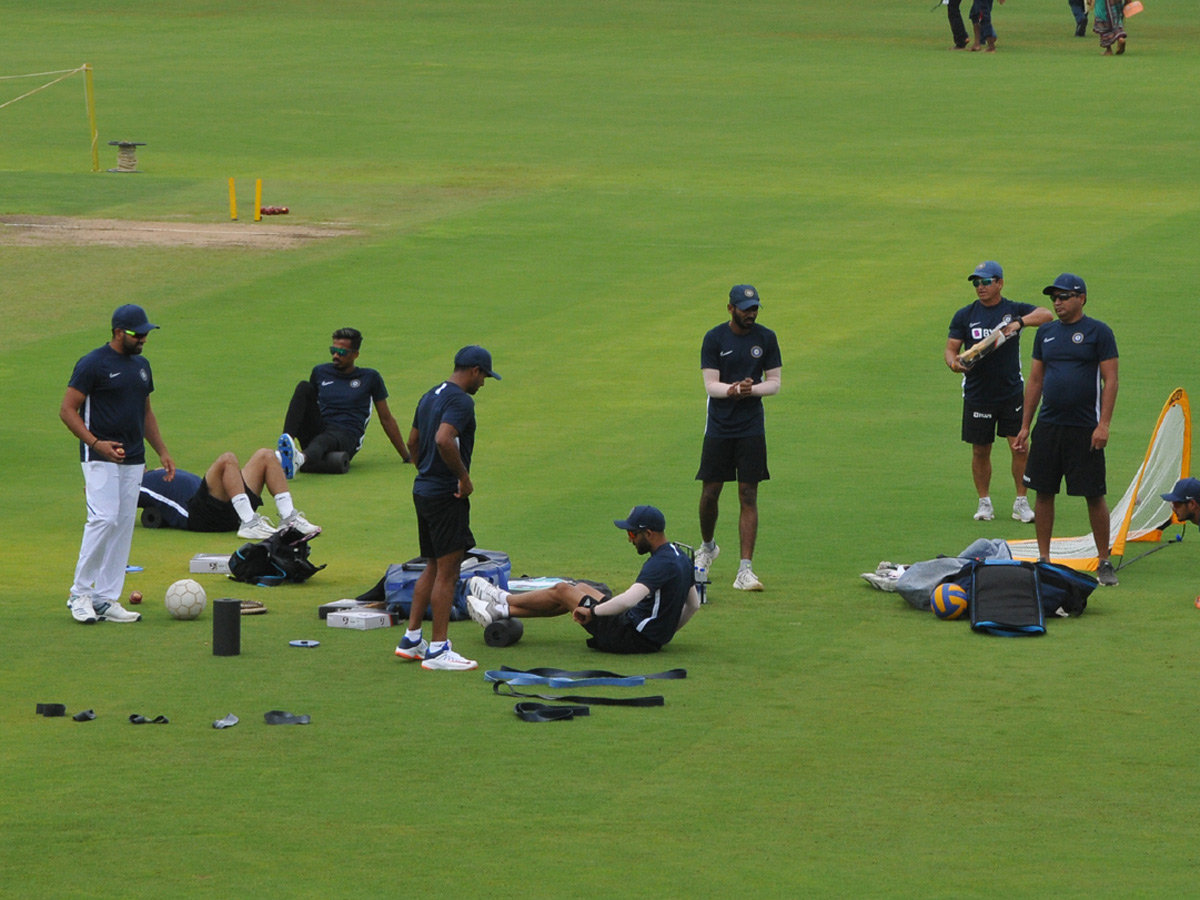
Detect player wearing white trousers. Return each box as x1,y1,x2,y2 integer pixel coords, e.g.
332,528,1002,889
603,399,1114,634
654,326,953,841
72,461,145,605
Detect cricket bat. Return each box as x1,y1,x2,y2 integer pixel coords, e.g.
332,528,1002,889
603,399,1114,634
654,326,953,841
957,327,1008,369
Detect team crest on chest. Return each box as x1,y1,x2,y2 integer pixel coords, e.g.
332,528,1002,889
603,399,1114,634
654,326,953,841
1072,333,1084,344
139,368,149,383
351,378,362,389
751,346,763,358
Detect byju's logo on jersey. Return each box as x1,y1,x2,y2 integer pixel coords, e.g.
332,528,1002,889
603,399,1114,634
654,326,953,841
751,346,763,359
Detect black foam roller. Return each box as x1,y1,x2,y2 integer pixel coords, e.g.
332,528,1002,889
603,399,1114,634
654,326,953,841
484,617,524,648
212,598,241,656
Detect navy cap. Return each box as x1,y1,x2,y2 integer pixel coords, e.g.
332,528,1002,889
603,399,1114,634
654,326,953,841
729,285,761,310
1162,478,1200,504
613,505,666,533
112,304,159,333
968,260,1003,281
454,345,501,380
1043,273,1087,296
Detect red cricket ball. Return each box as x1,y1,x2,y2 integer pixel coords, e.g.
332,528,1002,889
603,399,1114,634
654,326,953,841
129,590,143,605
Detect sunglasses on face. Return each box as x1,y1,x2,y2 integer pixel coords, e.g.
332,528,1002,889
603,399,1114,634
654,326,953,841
1051,293,1080,302
125,330,149,339
971,278,998,287
329,346,353,357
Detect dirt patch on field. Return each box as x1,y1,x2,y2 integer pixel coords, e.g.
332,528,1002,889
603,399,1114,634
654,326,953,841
0,215,358,249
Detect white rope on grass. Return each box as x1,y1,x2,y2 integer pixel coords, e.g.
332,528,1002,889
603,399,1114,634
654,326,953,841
0,65,86,111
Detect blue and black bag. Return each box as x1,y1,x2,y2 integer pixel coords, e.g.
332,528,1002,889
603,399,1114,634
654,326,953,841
966,559,1095,637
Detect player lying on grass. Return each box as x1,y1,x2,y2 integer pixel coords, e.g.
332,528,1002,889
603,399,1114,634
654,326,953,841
139,448,320,540
465,505,701,654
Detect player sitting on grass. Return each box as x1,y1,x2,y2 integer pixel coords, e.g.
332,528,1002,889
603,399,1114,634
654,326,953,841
465,505,701,654
139,449,320,540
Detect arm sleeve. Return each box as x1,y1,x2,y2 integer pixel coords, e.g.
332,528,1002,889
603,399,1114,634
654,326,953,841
592,582,651,616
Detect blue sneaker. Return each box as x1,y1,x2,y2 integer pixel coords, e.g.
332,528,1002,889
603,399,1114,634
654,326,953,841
394,635,429,661
276,433,300,480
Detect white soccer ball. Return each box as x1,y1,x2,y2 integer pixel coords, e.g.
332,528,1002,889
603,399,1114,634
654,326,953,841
164,579,208,620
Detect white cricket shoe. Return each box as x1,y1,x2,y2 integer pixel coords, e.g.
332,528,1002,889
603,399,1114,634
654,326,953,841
93,600,142,623
421,642,478,671
733,568,764,591
279,510,321,536
466,576,508,607
394,635,428,660
694,543,720,572
973,498,995,521
1012,496,1035,523
68,594,97,624
467,595,503,628
238,514,278,540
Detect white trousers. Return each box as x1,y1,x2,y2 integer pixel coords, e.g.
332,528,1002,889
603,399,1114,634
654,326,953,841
72,461,144,603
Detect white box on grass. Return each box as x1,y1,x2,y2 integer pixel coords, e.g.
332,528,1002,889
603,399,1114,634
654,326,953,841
326,610,392,630
189,554,231,575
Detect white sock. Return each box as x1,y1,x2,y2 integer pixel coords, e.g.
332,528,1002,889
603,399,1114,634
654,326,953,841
405,628,423,642
740,559,753,570
702,541,717,552
274,491,295,519
429,640,448,655
232,493,255,524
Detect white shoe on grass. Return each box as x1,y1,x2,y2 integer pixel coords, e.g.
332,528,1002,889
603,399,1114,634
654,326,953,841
973,498,994,521
68,594,97,624
733,568,764,591
1012,496,1035,523
394,635,428,660
421,642,477,671
94,600,142,623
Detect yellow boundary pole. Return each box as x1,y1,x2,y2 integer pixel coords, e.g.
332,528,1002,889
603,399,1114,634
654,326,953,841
229,178,238,221
254,179,262,222
83,64,99,172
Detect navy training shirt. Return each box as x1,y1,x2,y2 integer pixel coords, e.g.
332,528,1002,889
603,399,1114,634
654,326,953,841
68,344,154,465
948,297,1040,403
700,322,782,438
138,468,203,529
623,542,694,648
309,363,388,445
1032,316,1118,428
412,381,476,498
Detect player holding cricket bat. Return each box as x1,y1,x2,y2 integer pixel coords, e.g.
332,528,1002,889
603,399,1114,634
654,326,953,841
944,261,1053,523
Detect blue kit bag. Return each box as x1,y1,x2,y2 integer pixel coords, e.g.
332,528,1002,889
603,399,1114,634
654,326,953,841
966,559,1095,636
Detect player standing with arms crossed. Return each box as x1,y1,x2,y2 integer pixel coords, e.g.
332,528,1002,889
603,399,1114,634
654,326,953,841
694,285,782,592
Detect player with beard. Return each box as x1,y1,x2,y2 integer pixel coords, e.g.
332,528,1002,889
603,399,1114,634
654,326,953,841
60,304,175,624
694,285,782,592
276,327,410,476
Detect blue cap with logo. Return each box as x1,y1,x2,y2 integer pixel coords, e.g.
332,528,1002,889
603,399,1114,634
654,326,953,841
613,505,666,533
1043,273,1087,296
454,345,501,380
1161,478,1200,504
729,285,761,310
112,304,159,333
968,261,1003,282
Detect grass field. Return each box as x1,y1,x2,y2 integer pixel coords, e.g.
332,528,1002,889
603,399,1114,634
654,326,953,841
3,2,1199,898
